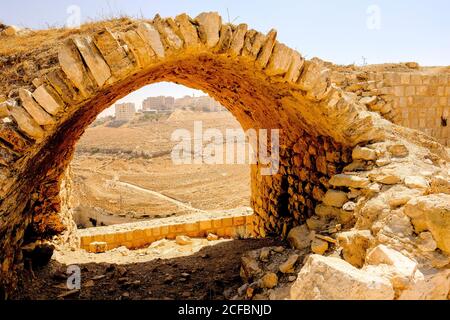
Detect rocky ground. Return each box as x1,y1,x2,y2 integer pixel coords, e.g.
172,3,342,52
13,238,283,300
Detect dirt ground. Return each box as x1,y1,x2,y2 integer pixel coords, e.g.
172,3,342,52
72,111,251,228
13,238,283,300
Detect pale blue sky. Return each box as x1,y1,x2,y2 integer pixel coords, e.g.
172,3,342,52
1,0,449,114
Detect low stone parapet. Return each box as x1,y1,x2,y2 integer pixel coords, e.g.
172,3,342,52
78,210,256,251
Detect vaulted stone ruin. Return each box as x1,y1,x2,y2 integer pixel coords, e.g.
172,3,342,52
0,12,449,299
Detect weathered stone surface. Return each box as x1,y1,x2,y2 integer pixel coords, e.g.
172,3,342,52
265,43,293,76
136,22,165,58
32,85,64,116
387,144,409,158
329,174,370,189
229,24,248,56
8,106,44,140
93,29,134,77
366,245,418,281
404,194,450,254
322,190,348,208
285,51,304,83
297,61,330,101
352,146,377,160
256,29,277,68
359,96,377,106
290,255,395,300
58,40,97,96
72,36,111,87
153,16,184,50
121,29,155,67
195,12,221,47
337,230,373,268
404,176,429,189
88,241,108,253
175,235,192,245
399,269,450,300
0,122,30,153
260,272,278,289
19,89,55,126
174,14,200,48
311,238,328,255
416,232,437,252
240,256,262,282
369,172,402,185
287,225,314,250
279,254,299,273
242,30,266,59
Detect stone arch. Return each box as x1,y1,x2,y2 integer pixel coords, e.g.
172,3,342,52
0,12,449,299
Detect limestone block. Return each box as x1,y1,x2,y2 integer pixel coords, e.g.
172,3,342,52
337,230,373,268
399,269,450,300
359,96,377,106
242,30,266,59
416,232,437,252
369,172,402,185
290,255,395,300
311,238,329,255
285,51,304,83
352,146,377,160
322,190,348,208
297,61,331,101
153,17,183,50
256,29,277,68
195,12,221,47
136,22,165,59
387,144,409,158
287,225,314,250
0,122,30,153
215,24,233,53
279,254,299,273
58,40,97,96
404,194,450,254
229,23,248,56
121,29,154,68
44,67,86,104
8,106,44,140
72,36,111,87
173,14,199,49
176,235,192,245
93,29,134,77
32,85,64,116
329,174,370,189
88,242,108,253
366,245,418,281
19,89,55,126
265,43,293,76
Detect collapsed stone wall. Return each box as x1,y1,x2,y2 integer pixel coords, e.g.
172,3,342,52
0,12,448,299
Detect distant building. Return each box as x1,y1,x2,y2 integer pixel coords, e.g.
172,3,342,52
143,96,174,113
142,95,226,113
115,102,136,121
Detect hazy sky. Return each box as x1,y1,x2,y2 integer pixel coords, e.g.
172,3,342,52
1,0,449,114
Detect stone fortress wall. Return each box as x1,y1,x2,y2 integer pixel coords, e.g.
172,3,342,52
329,63,449,146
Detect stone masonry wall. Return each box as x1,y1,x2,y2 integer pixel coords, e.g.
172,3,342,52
79,210,255,252
331,65,450,146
